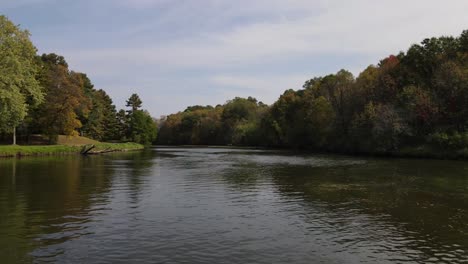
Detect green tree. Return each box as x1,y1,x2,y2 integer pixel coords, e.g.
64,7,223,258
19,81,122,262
157,114,183,145
311,70,355,145
432,61,468,131
397,85,437,138
127,110,158,145
116,109,129,140
350,102,406,152
221,97,264,144
0,16,43,144
123,93,157,145
81,88,119,141
268,89,303,147
126,93,142,113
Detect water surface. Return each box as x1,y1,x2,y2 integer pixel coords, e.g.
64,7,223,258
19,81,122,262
1,147,468,263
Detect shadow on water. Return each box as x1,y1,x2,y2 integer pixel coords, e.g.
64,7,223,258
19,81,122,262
0,150,156,263
108,149,156,204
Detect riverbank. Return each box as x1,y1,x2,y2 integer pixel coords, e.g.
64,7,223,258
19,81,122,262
0,142,145,158
393,145,468,160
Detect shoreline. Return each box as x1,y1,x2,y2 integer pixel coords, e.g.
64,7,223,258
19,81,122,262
0,142,145,158
153,144,468,161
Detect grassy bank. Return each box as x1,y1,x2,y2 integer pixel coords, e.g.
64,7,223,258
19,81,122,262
0,142,144,158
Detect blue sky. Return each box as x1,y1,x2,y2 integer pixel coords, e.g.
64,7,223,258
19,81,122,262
2,0,468,116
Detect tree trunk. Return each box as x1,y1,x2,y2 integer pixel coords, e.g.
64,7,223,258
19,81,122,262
13,126,16,145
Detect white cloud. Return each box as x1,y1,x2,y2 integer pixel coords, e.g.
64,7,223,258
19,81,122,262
64,0,468,72
210,74,309,93
209,73,311,105
23,0,468,115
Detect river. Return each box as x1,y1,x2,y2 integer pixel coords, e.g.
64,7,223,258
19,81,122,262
0,147,467,263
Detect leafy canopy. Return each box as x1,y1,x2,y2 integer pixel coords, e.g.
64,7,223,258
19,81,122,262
0,15,43,133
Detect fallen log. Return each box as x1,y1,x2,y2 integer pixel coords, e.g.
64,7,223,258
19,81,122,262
86,147,117,155
81,144,95,155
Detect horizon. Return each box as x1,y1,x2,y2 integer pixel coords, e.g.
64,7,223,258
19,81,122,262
2,0,468,116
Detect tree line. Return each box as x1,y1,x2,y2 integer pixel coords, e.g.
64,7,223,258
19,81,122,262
0,16,157,145
158,30,468,155
3,14,468,154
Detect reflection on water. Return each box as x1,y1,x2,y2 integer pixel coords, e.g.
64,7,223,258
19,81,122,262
0,147,468,263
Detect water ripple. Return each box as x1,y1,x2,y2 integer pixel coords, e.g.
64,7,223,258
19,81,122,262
0,147,467,263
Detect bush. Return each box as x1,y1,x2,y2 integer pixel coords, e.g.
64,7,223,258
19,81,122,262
427,131,468,150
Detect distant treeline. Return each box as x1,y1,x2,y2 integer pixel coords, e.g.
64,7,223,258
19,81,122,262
0,16,157,145
158,30,468,155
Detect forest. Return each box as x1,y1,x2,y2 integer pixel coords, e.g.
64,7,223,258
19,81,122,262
157,30,468,157
2,13,468,157
0,16,157,146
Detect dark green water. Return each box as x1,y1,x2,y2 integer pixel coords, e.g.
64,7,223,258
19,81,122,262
1,147,468,263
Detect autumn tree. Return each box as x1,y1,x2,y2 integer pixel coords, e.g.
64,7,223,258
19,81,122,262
155,29,468,155
36,54,91,142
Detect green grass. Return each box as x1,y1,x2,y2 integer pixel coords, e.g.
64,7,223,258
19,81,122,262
92,142,145,152
0,142,144,158
56,135,100,145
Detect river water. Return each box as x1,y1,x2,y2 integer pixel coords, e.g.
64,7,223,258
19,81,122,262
0,147,467,263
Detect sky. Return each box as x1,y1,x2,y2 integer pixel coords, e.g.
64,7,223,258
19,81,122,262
2,0,468,117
